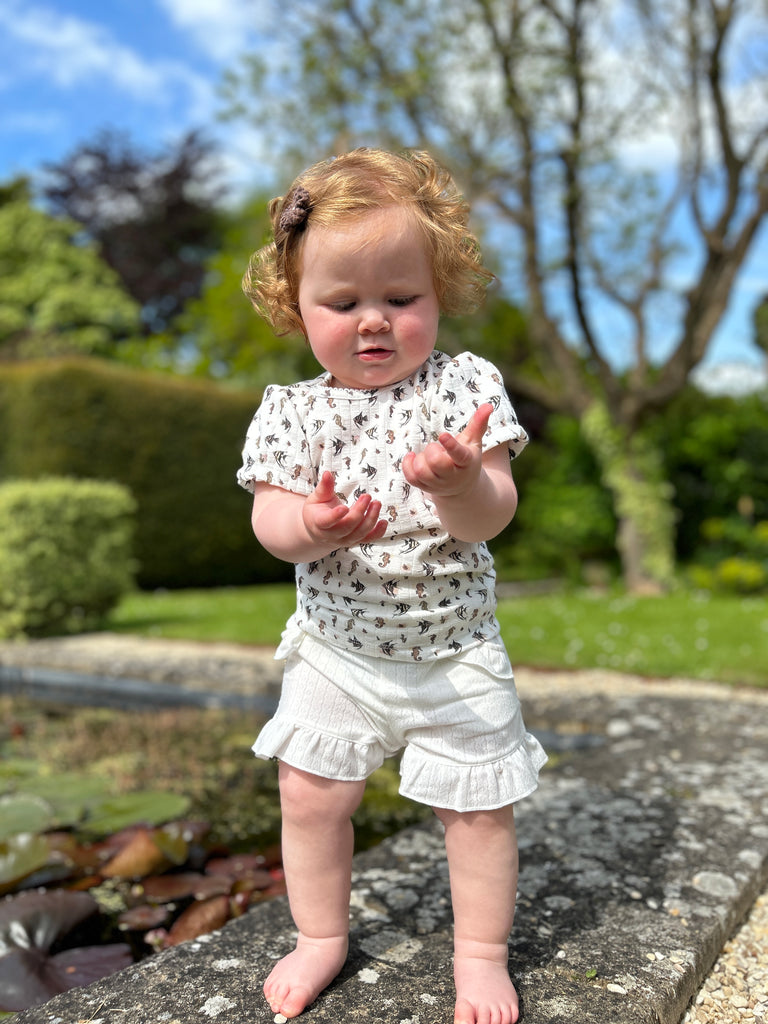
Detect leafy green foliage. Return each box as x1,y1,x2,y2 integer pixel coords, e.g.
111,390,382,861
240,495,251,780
492,414,616,582
0,197,140,359
653,390,768,561
0,359,287,589
686,517,768,593
0,477,136,638
167,193,322,386
0,833,51,891
580,400,676,590
0,795,54,840
82,793,191,838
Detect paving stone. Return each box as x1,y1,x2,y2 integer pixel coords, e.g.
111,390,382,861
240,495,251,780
3,637,767,1023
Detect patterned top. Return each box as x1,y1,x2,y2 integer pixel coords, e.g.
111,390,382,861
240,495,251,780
237,351,528,661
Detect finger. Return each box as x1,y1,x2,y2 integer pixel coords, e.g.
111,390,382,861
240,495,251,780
437,404,493,467
312,470,337,503
402,451,435,488
457,403,493,447
335,493,376,535
403,445,450,484
401,451,418,486
339,499,385,543
436,431,473,468
364,517,387,542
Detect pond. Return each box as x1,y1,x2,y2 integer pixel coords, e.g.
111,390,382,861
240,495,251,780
0,696,431,1014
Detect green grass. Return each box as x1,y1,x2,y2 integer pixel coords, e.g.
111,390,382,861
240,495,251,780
107,584,296,646
496,590,767,687
106,585,768,687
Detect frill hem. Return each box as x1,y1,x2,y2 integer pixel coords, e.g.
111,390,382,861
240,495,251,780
254,716,548,811
252,717,384,782
399,731,548,812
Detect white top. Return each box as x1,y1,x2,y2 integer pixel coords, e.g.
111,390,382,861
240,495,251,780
237,350,528,661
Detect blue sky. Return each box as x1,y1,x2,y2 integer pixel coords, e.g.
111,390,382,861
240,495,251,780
0,0,765,373
0,0,272,192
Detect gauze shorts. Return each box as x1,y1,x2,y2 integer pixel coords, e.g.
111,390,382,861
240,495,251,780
253,629,547,812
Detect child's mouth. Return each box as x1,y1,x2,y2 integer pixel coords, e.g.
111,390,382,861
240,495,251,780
359,348,393,361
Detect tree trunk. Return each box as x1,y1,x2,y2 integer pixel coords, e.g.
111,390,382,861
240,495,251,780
580,401,676,594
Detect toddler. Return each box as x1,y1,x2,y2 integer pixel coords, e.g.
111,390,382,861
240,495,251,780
237,148,546,1024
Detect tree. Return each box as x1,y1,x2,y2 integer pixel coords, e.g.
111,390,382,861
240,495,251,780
0,190,141,360
224,0,768,591
169,194,322,387
42,131,226,335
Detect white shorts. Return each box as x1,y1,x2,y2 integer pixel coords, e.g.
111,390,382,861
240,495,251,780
253,630,547,812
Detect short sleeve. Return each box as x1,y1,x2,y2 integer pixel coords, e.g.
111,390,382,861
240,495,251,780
236,385,316,496
437,352,528,459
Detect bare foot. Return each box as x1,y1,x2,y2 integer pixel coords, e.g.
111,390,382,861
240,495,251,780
453,940,519,1024
263,933,348,1018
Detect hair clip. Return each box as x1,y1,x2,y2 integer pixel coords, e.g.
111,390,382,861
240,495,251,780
279,186,312,232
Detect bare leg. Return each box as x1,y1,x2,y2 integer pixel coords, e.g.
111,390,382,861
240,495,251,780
434,804,519,1024
264,763,366,1018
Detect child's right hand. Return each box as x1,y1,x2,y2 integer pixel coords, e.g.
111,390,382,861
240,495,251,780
302,471,387,549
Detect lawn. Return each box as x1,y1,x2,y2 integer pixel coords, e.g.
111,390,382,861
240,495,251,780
107,585,767,688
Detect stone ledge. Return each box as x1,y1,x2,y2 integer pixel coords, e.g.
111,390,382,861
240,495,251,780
10,684,768,1024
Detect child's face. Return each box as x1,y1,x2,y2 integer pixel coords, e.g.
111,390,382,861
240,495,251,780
297,206,440,389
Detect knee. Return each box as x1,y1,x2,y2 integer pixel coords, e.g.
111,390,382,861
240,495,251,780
432,803,516,836
279,763,365,828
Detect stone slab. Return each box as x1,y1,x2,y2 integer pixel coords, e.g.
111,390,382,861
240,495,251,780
9,679,768,1024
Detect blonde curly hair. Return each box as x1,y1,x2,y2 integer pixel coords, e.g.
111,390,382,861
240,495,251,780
243,148,494,337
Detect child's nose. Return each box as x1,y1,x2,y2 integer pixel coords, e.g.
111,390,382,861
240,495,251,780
358,306,390,334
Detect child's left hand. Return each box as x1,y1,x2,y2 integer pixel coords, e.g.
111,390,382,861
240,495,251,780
402,403,493,498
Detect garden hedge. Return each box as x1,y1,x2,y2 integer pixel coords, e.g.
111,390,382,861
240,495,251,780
0,359,288,588
0,477,136,638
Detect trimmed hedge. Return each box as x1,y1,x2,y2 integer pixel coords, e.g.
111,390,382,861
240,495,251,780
0,360,288,588
0,477,136,638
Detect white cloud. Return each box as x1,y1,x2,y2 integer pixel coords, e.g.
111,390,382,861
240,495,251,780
0,0,209,104
215,124,278,200
157,0,266,63
692,361,767,397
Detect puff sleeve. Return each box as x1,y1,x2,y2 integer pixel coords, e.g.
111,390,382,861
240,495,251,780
236,385,316,496
434,352,529,459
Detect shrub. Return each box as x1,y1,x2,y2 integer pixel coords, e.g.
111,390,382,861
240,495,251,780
0,359,288,589
492,414,617,581
654,389,768,561
0,477,137,638
714,557,767,593
687,514,768,594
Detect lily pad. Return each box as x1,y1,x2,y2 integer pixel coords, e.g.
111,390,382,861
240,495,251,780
83,791,191,836
152,825,189,866
0,944,132,1011
0,794,54,840
118,904,170,932
0,888,97,955
100,828,171,880
16,774,116,830
0,834,51,895
0,888,132,1011
165,894,231,946
0,759,40,784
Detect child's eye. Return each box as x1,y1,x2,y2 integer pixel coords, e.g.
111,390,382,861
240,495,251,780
327,301,356,312
389,296,417,307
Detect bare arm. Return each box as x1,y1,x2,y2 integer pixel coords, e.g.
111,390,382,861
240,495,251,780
250,471,386,564
401,403,518,542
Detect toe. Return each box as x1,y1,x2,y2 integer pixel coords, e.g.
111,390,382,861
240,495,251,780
454,997,477,1024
